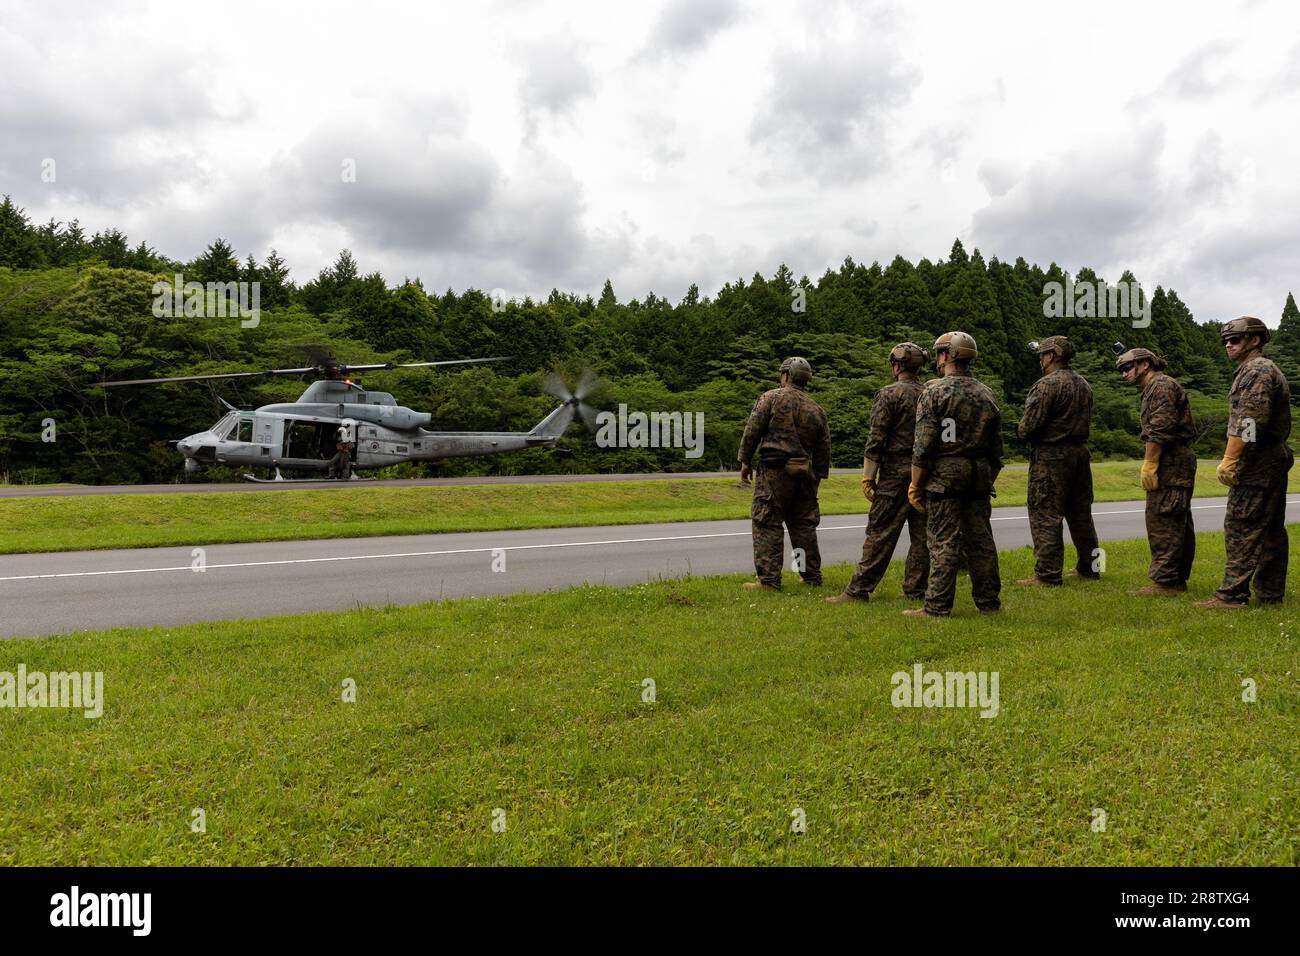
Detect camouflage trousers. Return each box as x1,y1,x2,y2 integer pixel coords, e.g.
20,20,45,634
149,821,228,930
1216,476,1290,604
1026,445,1099,583
1145,486,1195,586
923,494,1000,615
751,465,821,588
845,473,928,599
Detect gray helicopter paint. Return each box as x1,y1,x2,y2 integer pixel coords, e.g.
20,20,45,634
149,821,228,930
177,393,577,474
99,359,590,478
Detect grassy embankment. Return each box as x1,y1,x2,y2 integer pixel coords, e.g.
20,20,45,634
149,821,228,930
0,533,1295,865
2,461,1297,555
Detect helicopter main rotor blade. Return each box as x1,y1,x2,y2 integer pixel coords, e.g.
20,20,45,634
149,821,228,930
339,357,513,374
96,369,317,387
97,356,511,388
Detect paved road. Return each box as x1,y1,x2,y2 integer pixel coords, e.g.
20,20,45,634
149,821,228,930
4,497,1291,639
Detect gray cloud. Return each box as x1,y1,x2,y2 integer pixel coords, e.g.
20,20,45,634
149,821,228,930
1159,40,1237,99
0,43,239,210
1186,132,1236,204
644,0,741,58
749,14,920,185
518,40,595,135
977,161,1017,199
270,116,499,255
970,126,1166,270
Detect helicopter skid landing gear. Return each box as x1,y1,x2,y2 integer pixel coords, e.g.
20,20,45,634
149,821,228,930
241,467,375,483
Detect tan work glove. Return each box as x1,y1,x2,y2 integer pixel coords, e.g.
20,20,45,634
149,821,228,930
907,482,926,513
1140,459,1159,492
861,476,875,501
1216,436,1246,487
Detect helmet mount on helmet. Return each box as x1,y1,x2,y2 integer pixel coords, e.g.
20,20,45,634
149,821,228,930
888,342,929,372
779,356,813,385
1029,335,1075,363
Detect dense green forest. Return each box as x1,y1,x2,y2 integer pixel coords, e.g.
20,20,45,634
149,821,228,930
2,194,1299,484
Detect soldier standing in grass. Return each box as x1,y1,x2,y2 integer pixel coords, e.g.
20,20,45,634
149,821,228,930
1116,346,1198,595
1195,316,1293,609
903,332,1003,618
826,343,929,606
1016,336,1101,587
738,357,832,591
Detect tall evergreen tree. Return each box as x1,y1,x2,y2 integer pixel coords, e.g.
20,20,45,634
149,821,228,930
936,254,1007,375
0,195,43,267
875,255,934,340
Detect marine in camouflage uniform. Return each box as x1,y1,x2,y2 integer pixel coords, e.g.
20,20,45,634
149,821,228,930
1016,336,1100,585
1196,317,1294,608
1116,347,1198,592
738,356,832,590
903,332,1003,617
830,344,929,603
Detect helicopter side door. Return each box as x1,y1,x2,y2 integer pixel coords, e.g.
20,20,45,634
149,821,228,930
280,418,336,468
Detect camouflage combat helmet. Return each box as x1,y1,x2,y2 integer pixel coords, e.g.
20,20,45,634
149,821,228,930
1220,315,1270,345
888,342,929,370
779,356,813,384
1113,345,1164,373
933,331,978,362
1029,335,1075,361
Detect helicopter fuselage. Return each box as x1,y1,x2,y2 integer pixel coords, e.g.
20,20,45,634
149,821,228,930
174,379,573,475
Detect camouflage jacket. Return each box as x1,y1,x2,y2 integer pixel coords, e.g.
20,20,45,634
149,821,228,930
738,384,832,478
1140,373,1198,487
1228,354,1293,486
913,372,1003,496
1139,373,1196,447
1017,367,1092,447
864,378,923,477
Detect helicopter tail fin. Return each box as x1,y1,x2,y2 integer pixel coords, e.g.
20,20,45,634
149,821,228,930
529,400,577,440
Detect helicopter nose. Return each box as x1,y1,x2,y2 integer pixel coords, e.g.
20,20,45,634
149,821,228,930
177,436,198,456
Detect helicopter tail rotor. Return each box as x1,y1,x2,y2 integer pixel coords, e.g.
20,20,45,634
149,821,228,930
542,368,602,431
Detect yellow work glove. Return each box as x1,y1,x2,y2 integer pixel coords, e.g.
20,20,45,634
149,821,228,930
861,476,875,501
1140,459,1159,492
1216,454,1239,486
1216,436,1246,487
907,482,926,513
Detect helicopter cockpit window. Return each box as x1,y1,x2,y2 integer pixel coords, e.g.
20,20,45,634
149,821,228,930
236,419,253,443
212,412,238,439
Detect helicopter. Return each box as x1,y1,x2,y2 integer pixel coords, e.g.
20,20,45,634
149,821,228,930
99,357,601,481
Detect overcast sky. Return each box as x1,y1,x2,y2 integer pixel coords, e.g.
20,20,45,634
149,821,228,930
2,0,1298,322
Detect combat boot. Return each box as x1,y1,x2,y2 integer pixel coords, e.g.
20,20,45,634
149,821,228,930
1132,583,1186,596
901,607,948,618
1192,596,1247,610
824,593,866,605
743,581,779,592
1016,577,1060,587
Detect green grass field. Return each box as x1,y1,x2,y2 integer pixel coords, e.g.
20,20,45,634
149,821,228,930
3,461,1296,555
1,532,1295,865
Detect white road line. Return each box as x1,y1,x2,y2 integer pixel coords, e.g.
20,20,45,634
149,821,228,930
1,500,1294,583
